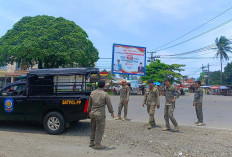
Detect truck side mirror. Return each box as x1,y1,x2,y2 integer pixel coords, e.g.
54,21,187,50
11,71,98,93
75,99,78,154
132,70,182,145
1,91,15,96
1,92,7,96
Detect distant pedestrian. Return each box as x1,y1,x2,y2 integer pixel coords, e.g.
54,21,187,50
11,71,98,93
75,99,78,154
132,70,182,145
113,88,117,95
142,80,160,129
162,79,179,132
88,80,114,149
116,79,130,121
193,81,204,126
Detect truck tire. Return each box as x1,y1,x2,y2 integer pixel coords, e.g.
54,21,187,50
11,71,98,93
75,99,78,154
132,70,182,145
43,111,65,135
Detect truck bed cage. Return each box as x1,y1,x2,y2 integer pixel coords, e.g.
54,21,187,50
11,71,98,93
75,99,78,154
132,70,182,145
28,67,99,76
26,68,100,96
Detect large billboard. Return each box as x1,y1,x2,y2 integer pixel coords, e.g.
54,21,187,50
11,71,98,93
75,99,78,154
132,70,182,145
112,44,146,76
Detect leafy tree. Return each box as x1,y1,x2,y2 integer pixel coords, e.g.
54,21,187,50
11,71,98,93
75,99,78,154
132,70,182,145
0,15,99,69
223,62,232,85
182,75,188,81
106,71,115,80
208,71,224,85
141,60,185,84
213,36,232,84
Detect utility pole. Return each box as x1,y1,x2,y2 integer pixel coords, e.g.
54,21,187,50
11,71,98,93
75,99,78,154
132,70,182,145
207,63,210,85
202,64,210,85
147,51,160,62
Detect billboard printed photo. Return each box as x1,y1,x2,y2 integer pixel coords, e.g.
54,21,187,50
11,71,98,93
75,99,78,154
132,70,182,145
112,44,146,76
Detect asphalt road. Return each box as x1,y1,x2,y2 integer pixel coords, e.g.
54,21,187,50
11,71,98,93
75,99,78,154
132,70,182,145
108,93,232,130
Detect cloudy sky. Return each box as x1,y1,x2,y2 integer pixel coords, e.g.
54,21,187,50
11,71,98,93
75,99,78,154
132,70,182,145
1,0,232,78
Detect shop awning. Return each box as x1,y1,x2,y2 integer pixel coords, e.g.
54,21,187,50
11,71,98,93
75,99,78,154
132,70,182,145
219,86,229,90
210,86,220,89
153,82,161,85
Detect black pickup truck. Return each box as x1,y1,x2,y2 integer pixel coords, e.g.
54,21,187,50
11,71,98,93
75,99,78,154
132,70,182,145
0,68,99,134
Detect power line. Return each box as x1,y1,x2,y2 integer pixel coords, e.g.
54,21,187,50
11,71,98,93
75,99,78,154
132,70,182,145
158,44,216,56
154,18,232,51
160,56,232,59
100,44,215,59
96,61,112,62
98,58,112,59
151,5,232,51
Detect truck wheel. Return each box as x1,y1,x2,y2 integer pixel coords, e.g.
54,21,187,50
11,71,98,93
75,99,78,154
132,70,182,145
43,111,65,135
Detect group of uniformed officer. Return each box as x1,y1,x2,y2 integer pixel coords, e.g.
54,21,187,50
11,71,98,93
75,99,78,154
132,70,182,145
142,79,179,131
87,79,203,149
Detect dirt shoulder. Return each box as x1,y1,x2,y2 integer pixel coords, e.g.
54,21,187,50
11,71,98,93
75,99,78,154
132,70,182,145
0,120,231,157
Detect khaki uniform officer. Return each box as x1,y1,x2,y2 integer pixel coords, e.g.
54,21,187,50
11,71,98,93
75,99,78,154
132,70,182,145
142,80,160,129
88,80,114,149
193,81,204,126
116,79,130,121
162,79,179,132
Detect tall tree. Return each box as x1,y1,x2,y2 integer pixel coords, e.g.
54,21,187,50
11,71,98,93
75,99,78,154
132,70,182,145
214,36,232,85
207,71,223,85
0,15,99,69
141,60,185,84
223,62,232,85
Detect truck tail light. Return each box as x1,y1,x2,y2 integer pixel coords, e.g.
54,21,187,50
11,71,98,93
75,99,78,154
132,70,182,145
84,99,89,113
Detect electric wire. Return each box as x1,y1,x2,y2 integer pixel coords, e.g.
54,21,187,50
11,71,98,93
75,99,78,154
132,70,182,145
150,6,232,51
154,19,232,51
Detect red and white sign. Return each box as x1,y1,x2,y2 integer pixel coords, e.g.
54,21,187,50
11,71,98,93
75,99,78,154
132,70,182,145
112,44,146,76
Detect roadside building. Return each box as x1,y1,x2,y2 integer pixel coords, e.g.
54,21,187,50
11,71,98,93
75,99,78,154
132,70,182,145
0,63,30,89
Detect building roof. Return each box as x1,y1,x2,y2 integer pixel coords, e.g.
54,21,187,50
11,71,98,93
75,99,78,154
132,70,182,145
185,78,195,83
28,68,99,76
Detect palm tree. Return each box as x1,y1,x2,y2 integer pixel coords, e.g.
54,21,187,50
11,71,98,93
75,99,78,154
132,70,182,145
214,36,232,85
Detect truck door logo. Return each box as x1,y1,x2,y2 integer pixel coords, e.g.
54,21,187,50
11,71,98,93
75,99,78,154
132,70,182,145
4,98,14,113
62,100,81,105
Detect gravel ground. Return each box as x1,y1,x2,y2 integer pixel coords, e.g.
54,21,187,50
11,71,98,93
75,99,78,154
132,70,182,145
0,120,231,157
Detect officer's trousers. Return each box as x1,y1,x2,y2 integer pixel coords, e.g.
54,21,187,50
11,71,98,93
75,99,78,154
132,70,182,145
118,100,128,117
90,114,105,144
164,104,178,128
195,103,203,123
147,103,156,125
